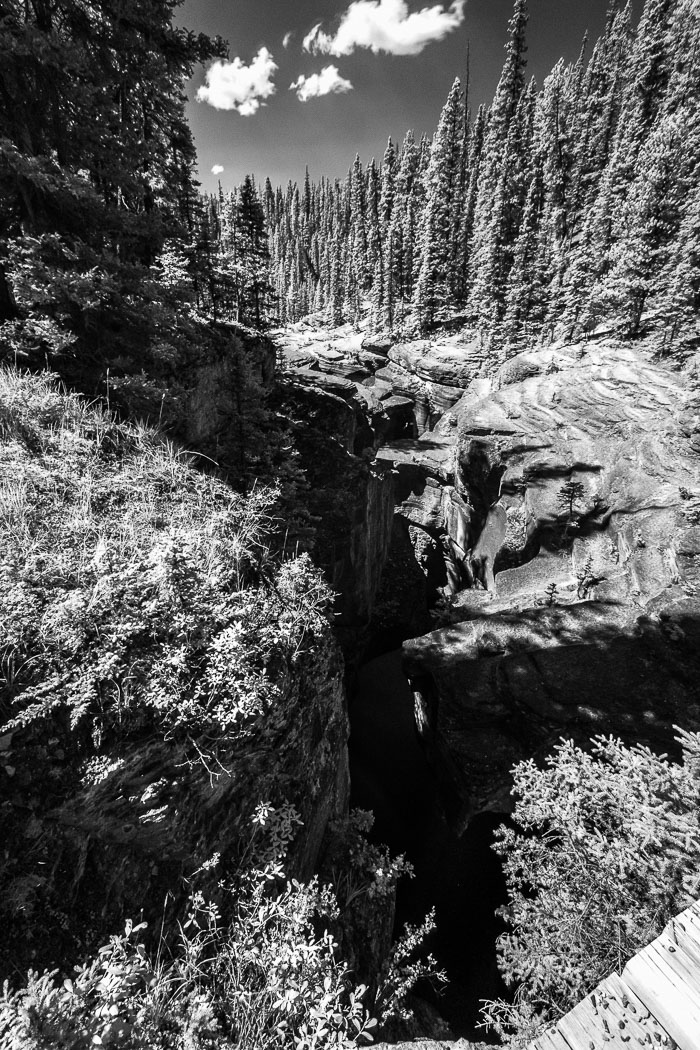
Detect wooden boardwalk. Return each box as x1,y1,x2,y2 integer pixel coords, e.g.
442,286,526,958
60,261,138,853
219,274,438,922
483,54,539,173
530,900,700,1049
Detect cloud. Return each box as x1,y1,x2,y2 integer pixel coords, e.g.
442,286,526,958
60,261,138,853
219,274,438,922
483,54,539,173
211,164,225,175
196,47,277,115
282,31,294,48
290,65,354,101
303,0,465,56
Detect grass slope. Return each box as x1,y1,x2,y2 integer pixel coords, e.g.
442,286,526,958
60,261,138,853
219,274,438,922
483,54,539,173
0,368,344,974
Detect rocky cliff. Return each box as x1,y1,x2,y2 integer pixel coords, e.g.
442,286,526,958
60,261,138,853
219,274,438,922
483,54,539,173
385,340,700,831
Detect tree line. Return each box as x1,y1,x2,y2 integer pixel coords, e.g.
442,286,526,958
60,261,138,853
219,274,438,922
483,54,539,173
254,0,700,356
4,0,699,383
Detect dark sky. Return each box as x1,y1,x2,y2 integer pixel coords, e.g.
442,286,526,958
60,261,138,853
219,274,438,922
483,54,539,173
180,0,620,193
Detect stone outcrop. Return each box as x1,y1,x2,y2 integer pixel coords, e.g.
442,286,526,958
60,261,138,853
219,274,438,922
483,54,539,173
376,436,474,601
0,629,350,976
399,340,700,831
273,373,397,647
375,337,485,431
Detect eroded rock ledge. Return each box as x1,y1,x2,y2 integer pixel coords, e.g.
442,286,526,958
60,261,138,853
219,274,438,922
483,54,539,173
398,340,700,830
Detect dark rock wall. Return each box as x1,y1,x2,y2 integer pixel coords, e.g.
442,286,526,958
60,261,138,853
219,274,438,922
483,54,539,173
1,632,349,977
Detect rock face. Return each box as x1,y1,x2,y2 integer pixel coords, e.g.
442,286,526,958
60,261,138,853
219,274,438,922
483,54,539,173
376,337,486,430
399,340,700,831
1,631,350,976
376,435,475,603
273,321,488,439
273,373,397,649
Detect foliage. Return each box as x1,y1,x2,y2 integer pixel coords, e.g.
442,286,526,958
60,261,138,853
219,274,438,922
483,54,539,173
0,797,437,1050
325,810,413,913
0,808,380,1050
0,369,343,973
0,369,333,762
374,909,446,1026
481,729,700,1043
320,811,445,1029
0,0,225,380
263,0,700,352
556,479,585,519
190,179,276,328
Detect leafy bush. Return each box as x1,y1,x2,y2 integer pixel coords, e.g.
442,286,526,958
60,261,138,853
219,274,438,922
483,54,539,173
0,808,378,1050
0,368,344,973
0,368,331,760
482,729,700,1044
0,370,439,1044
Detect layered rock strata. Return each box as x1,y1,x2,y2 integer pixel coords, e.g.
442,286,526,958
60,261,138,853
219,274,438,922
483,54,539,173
400,341,700,830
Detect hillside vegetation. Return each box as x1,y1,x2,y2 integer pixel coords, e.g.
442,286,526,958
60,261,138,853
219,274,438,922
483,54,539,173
3,0,700,1046
0,369,383,1045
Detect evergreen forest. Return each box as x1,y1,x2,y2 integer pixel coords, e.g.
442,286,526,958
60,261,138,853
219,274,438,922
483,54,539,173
2,0,700,1048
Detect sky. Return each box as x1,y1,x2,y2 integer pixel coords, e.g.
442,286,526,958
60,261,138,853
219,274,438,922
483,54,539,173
179,0,624,194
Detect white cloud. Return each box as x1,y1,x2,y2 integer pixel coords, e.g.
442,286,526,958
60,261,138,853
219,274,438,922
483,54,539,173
211,164,225,175
282,31,294,48
303,0,465,56
290,65,354,101
196,47,278,115
302,24,323,52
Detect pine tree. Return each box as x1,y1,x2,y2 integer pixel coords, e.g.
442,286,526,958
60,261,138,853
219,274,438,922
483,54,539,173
660,180,700,349
379,138,398,240
469,78,537,340
0,0,224,380
366,159,381,280
468,0,530,337
233,175,275,329
414,77,465,330
501,162,547,351
261,0,700,352
388,130,421,311
370,253,384,331
455,104,487,303
350,155,368,291
601,114,686,334
327,237,344,327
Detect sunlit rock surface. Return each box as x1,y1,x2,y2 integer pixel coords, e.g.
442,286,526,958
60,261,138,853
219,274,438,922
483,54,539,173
398,340,700,830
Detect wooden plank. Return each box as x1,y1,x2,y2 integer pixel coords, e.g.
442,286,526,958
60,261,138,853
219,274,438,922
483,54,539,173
656,927,700,974
602,971,674,1046
670,910,700,960
624,947,700,1049
557,998,610,1049
646,938,700,998
528,899,700,1050
531,1028,577,1050
669,908,700,942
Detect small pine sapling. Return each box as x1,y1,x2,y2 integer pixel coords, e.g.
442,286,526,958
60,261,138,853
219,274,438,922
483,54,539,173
576,555,595,598
557,479,586,521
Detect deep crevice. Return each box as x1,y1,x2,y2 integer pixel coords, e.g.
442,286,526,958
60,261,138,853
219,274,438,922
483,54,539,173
348,649,510,1040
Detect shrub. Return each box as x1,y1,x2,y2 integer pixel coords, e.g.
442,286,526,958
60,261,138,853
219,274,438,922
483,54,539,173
0,876,378,1050
482,729,700,1044
0,369,339,973
0,369,332,760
